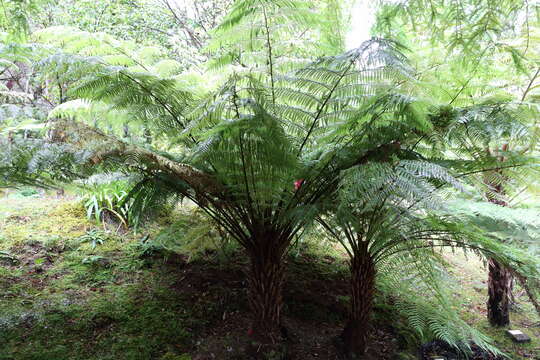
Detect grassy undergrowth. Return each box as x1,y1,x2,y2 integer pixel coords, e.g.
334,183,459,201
0,193,538,359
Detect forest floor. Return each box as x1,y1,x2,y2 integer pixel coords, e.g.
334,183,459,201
0,193,538,360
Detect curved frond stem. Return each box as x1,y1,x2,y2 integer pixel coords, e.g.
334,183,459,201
261,2,276,104
317,216,354,258
119,71,192,137
375,239,493,264
296,57,356,156
520,67,540,102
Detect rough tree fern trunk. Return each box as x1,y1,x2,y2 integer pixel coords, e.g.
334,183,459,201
342,247,376,358
487,258,511,326
486,175,512,327
246,234,287,358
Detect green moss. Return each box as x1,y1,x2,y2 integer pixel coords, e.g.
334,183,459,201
0,200,92,248
0,271,193,360
35,202,92,238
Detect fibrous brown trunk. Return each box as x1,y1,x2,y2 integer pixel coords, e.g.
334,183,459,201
485,163,513,327
342,249,376,359
246,239,287,357
487,257,511,326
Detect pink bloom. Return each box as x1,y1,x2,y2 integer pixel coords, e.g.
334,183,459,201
294,179,304,190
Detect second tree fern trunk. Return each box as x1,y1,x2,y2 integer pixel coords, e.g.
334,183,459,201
342,247,376,358
487,258,511,326
486,171,512,327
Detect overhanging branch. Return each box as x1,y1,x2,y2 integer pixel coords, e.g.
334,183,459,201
48,120,223,195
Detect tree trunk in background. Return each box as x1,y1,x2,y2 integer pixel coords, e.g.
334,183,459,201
342,248,376,358
246,237,287,358
485,160,512,327
487,258,511,326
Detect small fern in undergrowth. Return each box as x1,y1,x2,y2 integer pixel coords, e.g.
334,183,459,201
76,229,109,250
83,187,130,227
79,173,135,228
81,255,108,266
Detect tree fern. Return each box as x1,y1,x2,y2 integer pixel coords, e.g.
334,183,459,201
319,154,540,356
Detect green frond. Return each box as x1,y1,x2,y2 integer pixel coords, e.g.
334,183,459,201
71,68,194,136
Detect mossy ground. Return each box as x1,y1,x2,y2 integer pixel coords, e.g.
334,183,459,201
0,191,538,359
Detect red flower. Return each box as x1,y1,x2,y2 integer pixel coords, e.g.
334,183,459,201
294,179,304,191
247,328,253,336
